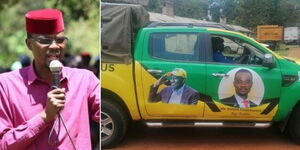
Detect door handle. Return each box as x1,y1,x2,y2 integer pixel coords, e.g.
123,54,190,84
147,69,163,74
212,73,229,77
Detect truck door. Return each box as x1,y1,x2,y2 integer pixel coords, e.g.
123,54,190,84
135,30,207,119
204,33,281,121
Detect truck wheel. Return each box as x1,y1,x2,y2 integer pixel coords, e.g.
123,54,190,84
288,103,300,144
101,99,128,148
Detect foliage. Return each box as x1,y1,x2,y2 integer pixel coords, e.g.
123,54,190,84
173,0,208,20
208,0,224,22
146,0,299,29
0,0,299,68
45,0,100,57
66,18,99,57
0,0,44,68
0,0,99,68
213,0,300,29
147,0,162,13
145,0,208,20
45,0,99,22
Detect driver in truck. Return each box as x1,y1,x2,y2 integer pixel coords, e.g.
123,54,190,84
212,37,235,63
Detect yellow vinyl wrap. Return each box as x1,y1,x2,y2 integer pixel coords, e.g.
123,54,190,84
135,61,277,121
103,61,277,121
204,102,278,121
134,61,205,119
101,63,141,120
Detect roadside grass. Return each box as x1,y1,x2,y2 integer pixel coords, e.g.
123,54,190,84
273,44,300,57
275,49,289,56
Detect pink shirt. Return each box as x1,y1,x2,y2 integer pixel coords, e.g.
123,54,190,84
0,65,99,150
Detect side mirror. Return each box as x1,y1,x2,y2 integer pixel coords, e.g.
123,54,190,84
262,54,275,68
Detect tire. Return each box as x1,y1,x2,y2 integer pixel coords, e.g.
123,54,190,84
288,103,300,145
101,99,128,148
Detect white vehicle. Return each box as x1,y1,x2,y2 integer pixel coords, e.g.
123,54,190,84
284,27,300,45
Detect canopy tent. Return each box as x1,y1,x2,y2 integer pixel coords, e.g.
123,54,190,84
101,3,150,64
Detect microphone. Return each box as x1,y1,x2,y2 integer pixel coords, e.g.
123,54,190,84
49,60,63,88
48,60,76,149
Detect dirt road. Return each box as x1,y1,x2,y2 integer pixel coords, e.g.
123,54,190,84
108,122,299,150
288,47,300,58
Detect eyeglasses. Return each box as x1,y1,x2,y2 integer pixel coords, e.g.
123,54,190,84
170,76,184,81
234,79,252,85
30,36,68,45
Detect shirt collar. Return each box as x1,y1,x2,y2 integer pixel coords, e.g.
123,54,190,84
234,94,249,107
27,63,68,85
172,84,185,93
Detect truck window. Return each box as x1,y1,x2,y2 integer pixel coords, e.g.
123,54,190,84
149,33,200,61
211,35,265,65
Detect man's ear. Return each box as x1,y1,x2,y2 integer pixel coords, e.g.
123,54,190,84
25,38,32,51
180,78,186,86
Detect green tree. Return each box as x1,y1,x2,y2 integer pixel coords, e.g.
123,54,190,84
147,0,162,13
46,0,99,57
208,0,224,22
173,0,208,20
0,0,99,69
221,0,300,28
0,0,45,68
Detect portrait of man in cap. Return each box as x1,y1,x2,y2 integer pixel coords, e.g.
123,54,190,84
148,68,199,105
0,9,99,150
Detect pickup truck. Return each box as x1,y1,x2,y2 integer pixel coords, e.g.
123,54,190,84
101,3,300,148
284,27,300,45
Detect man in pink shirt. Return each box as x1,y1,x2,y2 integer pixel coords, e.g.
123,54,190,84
0,9,99,150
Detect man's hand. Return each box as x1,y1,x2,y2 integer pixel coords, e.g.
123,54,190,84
40,88,66,123
154,74,168,87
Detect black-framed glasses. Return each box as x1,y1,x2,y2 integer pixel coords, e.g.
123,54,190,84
30,36,68,45
234,79,252,85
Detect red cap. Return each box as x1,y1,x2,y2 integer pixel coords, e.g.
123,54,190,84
25,9,64,34
81,52,91,57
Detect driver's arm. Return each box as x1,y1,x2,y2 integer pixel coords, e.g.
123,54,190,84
235,47,250,64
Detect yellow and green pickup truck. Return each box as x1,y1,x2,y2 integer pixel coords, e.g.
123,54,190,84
101,3,300,148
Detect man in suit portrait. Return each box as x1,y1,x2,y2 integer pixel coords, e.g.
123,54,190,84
148,68,199,105
221,69,257,108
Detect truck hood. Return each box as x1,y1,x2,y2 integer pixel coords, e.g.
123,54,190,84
283,56,300,65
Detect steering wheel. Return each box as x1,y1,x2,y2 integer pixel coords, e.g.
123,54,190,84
246,53,255,64
247,54,263,65
235,48,249,64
